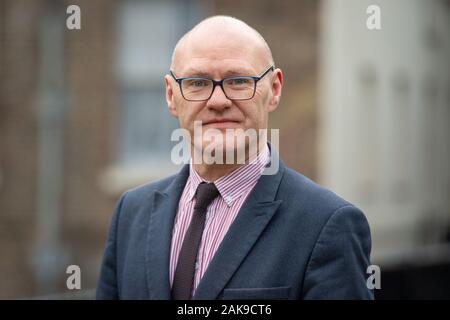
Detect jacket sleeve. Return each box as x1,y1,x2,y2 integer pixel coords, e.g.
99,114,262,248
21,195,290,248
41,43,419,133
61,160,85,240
96,192,127,300
302,205,374,299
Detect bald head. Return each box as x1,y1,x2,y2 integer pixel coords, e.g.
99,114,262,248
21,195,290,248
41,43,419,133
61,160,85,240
171,16,274,73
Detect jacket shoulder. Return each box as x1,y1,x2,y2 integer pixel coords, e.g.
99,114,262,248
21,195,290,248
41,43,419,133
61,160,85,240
119,171,180,208
278,167,357,221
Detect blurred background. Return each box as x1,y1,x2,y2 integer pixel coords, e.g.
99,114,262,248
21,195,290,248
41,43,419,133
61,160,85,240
0,0,449,299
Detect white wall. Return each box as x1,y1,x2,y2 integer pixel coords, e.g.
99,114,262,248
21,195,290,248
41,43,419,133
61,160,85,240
318,0,450,264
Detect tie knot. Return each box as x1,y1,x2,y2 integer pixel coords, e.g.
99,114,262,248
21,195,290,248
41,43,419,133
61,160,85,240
194,182,219,213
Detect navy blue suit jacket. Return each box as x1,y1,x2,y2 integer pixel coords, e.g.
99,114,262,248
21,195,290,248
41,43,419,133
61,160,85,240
96,159,373,299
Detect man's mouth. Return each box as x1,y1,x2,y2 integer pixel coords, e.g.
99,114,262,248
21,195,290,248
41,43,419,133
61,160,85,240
202,119,241,129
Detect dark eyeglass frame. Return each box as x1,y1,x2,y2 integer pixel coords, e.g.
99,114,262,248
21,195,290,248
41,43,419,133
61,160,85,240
170,65,274,101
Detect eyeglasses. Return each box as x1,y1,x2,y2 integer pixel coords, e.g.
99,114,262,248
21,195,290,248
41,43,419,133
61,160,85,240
170,65,274,101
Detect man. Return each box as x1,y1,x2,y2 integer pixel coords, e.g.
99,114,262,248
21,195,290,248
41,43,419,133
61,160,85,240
96,16,373,300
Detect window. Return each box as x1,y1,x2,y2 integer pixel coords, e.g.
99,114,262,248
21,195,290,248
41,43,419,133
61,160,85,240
115,0,200,173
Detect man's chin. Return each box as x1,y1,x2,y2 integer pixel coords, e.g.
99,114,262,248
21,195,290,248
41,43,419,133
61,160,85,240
202,122,242,130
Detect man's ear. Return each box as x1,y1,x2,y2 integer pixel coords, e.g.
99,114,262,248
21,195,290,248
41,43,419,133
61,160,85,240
268,68,283,113
165,75,178,117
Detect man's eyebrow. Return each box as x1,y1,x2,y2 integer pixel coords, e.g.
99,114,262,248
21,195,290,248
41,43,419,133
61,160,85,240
223,69,255,77
179,70,210,78
178,68,255,78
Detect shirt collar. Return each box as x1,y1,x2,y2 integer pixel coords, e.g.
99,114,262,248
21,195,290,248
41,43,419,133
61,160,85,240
187,144,270,206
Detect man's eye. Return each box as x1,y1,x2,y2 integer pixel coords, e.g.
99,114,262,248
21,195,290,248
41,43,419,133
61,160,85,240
187,80,208,87
230,78,250,85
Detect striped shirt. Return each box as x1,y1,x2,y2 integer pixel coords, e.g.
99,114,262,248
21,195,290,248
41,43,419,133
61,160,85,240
169,145,270,295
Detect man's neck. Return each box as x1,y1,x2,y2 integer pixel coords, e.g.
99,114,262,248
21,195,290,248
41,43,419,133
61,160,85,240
192,162,243,182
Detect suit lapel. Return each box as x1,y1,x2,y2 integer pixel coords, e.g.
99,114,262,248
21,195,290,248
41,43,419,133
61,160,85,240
193,161,285,300
145,165,189,299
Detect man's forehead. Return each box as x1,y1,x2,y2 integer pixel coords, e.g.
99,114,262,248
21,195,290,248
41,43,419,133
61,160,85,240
171,17,272,73
173,41,267,76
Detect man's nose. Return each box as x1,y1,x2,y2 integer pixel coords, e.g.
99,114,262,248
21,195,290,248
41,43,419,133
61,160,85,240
206,84,232,110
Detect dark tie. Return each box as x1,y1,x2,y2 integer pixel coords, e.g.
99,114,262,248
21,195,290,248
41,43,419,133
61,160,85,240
172,182,220,300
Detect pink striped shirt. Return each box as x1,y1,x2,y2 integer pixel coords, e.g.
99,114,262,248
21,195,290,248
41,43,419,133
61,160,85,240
169,145,270,295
